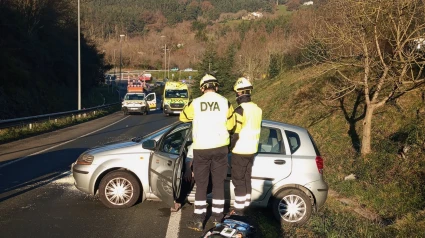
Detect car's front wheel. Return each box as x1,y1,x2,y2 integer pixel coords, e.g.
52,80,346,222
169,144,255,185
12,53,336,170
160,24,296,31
272,189,312,226
99,171,140,209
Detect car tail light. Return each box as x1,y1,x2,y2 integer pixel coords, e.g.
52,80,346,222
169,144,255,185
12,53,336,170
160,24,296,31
315,156,323,174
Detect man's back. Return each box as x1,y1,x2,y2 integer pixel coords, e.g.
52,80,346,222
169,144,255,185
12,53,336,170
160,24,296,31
181,91,234,149
232,101,262,155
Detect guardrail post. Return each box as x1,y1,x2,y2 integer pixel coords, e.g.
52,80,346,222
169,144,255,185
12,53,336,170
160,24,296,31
29,123,32,130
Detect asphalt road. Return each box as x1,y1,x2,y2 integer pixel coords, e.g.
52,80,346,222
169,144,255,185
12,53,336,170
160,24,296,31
0,110,213,238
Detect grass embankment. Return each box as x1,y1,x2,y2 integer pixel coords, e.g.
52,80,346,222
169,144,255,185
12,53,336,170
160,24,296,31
240,65,425,237
0,85,121,144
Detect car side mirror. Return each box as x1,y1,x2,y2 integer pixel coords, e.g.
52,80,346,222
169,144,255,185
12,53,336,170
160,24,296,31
142,139,157,150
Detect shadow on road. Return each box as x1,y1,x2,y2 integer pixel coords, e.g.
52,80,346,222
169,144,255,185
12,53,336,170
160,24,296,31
0,114,174,157
0,148,87,203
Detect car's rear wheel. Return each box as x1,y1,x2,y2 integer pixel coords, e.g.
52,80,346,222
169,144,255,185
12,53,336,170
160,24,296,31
99,171,140,209
272,189,312,226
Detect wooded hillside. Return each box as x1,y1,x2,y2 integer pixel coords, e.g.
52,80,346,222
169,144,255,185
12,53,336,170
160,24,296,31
0,0,110,119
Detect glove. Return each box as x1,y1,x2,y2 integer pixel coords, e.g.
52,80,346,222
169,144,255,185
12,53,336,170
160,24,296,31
183,165,193,182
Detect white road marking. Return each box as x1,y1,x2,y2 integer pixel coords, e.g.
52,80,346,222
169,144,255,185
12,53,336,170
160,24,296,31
165,209,182,238
0,116,130,169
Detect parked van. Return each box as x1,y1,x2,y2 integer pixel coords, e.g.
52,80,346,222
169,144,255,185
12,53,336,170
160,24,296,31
162,82,190,116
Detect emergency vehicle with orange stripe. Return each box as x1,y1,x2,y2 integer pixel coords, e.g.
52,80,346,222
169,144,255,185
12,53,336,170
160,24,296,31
122,79,157,115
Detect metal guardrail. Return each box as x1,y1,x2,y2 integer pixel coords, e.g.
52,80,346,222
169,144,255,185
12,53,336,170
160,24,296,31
0,102,121,130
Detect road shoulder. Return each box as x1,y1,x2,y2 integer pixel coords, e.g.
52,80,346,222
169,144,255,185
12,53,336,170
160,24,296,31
0,112,127,164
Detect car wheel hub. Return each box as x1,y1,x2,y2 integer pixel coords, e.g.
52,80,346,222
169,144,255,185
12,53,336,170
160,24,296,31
105,177,134,205
278,194,307,223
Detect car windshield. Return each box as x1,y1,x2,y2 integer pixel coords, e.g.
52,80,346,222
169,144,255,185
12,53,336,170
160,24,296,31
125,94,145,100
165,89,188,98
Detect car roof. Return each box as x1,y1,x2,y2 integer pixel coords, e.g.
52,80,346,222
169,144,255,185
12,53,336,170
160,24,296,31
262,119,307,132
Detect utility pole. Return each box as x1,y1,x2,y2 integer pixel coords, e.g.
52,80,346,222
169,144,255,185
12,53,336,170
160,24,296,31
164,44,167,80
168,48,171,79
119,34,125,101
77,0,81,110
113,49,116,77
113,49,116,93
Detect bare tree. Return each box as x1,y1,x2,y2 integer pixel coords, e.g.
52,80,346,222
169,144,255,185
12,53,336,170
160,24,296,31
311,0,425,155
238,28,270,81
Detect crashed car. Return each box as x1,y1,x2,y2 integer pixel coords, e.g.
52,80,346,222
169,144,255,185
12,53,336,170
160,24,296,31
71,120,328,226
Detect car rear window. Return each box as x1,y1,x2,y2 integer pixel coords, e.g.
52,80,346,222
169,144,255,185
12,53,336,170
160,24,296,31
307,131,321,156
285,130,301,154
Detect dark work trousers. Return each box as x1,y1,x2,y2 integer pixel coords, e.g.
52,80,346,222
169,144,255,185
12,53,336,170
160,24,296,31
192,145,228,221
231,153,254,211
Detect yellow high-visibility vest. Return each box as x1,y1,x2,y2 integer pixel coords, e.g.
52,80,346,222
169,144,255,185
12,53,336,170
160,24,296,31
232,102,262,154
180,92,235,149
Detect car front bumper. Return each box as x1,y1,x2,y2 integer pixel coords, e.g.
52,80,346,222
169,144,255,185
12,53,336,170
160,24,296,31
163,105,182,114
71,162,99,195
122,106,146,113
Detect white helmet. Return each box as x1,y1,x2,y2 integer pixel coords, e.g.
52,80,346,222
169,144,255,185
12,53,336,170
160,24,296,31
233,77,253,93
200,74,219,89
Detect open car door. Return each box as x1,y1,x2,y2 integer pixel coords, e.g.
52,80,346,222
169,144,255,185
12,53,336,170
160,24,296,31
148,123,191,207
146,93,157,111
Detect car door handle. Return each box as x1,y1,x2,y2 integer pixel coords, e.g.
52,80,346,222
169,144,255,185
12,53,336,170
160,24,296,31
167,160,173,166
274,160,286,165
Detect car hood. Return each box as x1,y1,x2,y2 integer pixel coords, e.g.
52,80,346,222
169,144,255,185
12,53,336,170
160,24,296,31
85,140,150,156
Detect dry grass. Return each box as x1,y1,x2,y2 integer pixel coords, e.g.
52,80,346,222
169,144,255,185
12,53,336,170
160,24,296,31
237,64,425,236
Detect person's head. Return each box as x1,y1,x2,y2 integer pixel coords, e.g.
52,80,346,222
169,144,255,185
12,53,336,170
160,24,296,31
233,77,253,98
199,74,219,93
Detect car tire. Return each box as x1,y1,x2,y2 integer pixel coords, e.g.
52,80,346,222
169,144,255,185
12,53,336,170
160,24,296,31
99,171,140,209
272,189,312,226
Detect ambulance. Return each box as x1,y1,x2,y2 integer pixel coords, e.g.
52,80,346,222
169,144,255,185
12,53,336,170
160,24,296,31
162,82,190,116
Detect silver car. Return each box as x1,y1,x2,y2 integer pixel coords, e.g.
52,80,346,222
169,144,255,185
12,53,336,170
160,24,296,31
71,120,328,226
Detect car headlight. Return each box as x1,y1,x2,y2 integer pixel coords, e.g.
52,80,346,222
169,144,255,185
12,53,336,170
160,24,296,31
76,153,94,165
164,101,169,106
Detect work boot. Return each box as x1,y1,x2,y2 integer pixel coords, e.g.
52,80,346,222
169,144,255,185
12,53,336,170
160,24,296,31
186,215,204,232
231,209,245,217
225,209,246,219
211,213,224,226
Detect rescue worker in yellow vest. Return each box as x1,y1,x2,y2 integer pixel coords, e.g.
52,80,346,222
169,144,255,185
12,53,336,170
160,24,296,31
228,77,262,217
179,74,236,231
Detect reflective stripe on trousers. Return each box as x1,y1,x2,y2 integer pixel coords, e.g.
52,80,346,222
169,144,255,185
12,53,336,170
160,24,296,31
193,146,228,218
231,153,254,211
